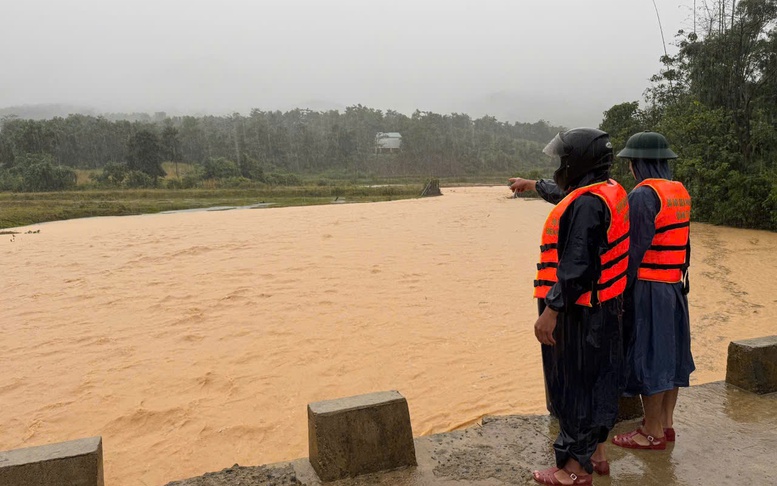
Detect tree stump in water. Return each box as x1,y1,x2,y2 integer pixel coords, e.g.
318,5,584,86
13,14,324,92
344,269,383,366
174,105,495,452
421,179,442,197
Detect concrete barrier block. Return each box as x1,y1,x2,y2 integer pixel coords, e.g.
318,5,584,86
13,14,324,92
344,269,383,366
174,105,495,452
0,436,104,486
308,390,416,481
726,335,777,394
617,395,644,422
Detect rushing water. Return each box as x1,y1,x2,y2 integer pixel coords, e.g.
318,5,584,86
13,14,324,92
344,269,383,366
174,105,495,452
2,186,775,485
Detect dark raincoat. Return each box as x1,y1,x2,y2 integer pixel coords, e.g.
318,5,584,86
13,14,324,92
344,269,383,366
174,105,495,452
534,169,623,473
622,160,695,396
536,179,565,205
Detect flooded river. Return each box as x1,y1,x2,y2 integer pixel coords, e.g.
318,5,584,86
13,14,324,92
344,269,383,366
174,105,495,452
1,186,775,485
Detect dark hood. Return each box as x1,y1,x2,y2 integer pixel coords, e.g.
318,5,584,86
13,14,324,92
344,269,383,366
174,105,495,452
631,158,672,183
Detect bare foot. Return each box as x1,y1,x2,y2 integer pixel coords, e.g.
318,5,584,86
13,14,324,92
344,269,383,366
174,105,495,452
612,428,667,450
632,426,664,446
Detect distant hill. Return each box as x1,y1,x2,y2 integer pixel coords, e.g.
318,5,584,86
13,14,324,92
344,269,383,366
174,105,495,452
0,103,97,120
0,105,184,123
0,98,594,129
292,99,347,113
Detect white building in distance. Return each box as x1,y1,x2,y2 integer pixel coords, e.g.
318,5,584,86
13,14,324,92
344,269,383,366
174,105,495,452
375,132,402,154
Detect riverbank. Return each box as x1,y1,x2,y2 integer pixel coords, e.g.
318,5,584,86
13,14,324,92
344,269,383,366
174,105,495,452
0,184,422,229
166,381,777,485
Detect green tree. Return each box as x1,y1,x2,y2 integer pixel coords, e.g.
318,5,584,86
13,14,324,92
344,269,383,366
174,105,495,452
161,122,181,179
602,0,777,229
13,153,76,192
202,157,240,180
92,161,128,187
599,101,648,190
126,129,166,183
648,0,777,166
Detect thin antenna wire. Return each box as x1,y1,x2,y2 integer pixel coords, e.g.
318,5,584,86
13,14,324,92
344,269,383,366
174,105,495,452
651,0,674,96
694,0,697,35
652,0,669,58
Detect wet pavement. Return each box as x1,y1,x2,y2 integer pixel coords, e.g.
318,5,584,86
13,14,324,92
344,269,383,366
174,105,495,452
167,382,776,485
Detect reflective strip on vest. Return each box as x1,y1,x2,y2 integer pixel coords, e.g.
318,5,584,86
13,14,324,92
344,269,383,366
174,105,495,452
533,179,630,306
635,179,691,283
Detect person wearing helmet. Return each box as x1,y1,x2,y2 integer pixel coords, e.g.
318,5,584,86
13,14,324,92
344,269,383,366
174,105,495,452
529,128,629,485
611,132,695,451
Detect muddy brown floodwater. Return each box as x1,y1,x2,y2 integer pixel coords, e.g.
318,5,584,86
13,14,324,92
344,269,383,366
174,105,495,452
2,186,776,485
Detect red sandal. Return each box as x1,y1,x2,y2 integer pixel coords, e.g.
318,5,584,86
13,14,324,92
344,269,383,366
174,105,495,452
640,419,676,442
591,458,610,475
612,428,666,450
532,467,593,485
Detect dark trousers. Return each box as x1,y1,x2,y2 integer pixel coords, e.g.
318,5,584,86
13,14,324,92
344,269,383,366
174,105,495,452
540,298,623,473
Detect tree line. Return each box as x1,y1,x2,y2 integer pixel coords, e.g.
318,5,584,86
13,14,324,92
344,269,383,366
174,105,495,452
0,105,563,191
601,0,777,230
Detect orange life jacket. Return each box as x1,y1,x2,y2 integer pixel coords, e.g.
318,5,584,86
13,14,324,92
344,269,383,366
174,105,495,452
533,180,630,306
635,179,691,283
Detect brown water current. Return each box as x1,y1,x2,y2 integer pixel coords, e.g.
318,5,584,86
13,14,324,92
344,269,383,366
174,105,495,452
1,186,775,485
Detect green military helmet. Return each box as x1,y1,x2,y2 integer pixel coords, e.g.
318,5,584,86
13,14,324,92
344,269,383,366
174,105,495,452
617,131,678,160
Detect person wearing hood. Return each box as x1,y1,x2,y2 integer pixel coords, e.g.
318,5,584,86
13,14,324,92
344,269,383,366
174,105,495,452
526,128,629,485
610,132,695,451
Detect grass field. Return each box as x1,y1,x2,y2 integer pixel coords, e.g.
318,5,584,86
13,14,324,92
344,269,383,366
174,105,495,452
0,166,529,230
0,184,424,230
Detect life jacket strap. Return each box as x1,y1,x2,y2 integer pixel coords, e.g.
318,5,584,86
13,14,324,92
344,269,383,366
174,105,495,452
595,269,627,290
648,244,687,251
607,232,629,250
654,221,690,234
536,262,558,270
639,262,686,270
601,251,628,271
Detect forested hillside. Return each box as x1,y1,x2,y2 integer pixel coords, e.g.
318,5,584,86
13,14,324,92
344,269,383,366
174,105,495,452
602,0,777,229
0,106,563,191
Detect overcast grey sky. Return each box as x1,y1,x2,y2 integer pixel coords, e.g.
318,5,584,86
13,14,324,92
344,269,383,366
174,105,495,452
1,0,694,127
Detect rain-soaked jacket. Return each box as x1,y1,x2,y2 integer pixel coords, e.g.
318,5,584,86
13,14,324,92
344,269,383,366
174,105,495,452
633,179,690,283
623,160,695,396
534,180,629,306
533,169,624,473
536,179,566,205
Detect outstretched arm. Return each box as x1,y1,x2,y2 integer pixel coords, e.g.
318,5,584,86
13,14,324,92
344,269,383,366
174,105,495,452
536,179,565,204
509,177,565,204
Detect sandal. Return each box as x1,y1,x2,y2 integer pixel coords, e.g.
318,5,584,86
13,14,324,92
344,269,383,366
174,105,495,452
532,467,593,485
641,419,676,442
591,458,610,475
612,428,666,450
